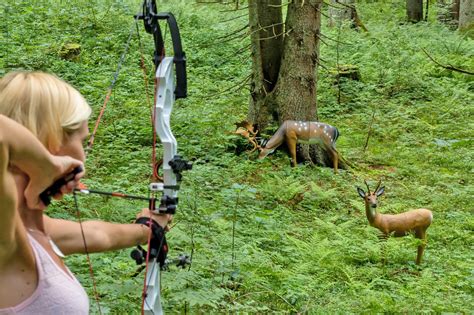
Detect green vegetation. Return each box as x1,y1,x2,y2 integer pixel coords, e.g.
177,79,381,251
2,1,472,313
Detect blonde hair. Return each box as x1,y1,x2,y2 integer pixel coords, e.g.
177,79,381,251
0,71,91,152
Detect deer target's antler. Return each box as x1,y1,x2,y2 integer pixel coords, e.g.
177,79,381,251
374,180,382,193
364,179,371,194
234,121,262,153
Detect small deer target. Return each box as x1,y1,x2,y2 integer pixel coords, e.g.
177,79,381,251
357,181,433,265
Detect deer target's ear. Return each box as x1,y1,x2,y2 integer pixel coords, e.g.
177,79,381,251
357,187,366,198
376,186,385,196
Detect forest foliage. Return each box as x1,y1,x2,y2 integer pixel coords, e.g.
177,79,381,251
1,0,473,313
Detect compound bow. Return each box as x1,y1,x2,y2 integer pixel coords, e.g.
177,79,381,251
132,1,191,314
39,1,190,313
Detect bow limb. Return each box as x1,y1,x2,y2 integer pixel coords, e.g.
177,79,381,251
143,260,163,315
142,259,163,315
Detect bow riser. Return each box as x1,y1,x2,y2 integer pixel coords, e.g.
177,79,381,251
154,57,178,213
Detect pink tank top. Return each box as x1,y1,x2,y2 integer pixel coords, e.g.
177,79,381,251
0,234,89,314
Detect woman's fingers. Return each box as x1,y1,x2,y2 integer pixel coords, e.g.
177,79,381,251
25,156,84,209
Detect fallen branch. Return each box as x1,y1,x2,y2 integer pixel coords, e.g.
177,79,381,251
422,48,474,75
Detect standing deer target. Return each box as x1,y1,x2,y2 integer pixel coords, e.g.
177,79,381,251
357,181,433,265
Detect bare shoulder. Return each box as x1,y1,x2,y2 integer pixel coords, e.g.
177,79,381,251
0,217,38,308
0,216,36,305
0,219,34,265
0,192,34,268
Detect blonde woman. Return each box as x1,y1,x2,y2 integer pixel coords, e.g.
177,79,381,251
0,71,171,314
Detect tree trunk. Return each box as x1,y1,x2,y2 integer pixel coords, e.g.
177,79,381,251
273,1,321,122
328,0,355,27
249,0,333,167
437,0,460,27
248,0,283,130
406,0,424,22
452,0,461,21
459,0,474,31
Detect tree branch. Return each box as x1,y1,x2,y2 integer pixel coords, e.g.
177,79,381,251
422,48,474,75
219,13,248,23
205,74,251,98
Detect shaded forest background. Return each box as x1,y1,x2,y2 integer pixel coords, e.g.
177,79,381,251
1,0,473,313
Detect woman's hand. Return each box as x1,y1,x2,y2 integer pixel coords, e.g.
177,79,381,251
136,208,173,231
24,155,84,210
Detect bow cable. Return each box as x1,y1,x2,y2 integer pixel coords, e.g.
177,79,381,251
86,17,139,153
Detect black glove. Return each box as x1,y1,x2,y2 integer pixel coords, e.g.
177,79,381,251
134,217,168,267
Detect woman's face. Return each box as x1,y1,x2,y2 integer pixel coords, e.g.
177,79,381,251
56,121,89,162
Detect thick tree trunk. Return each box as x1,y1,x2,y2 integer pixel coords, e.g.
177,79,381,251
273,1,329,166
248,0,335,167
437,0,460,27
248,0,283,130
273,1,321,122
459,0,474,31
406,0,424,22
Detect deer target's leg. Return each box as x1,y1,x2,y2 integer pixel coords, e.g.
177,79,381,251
378,233,389,265
330,147,339,174
287,138,298,167
414,229,427,265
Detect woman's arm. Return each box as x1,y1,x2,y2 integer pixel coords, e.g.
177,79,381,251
0,115,83,260
0,122,19,251
0,116,84,210
44,210,171,255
